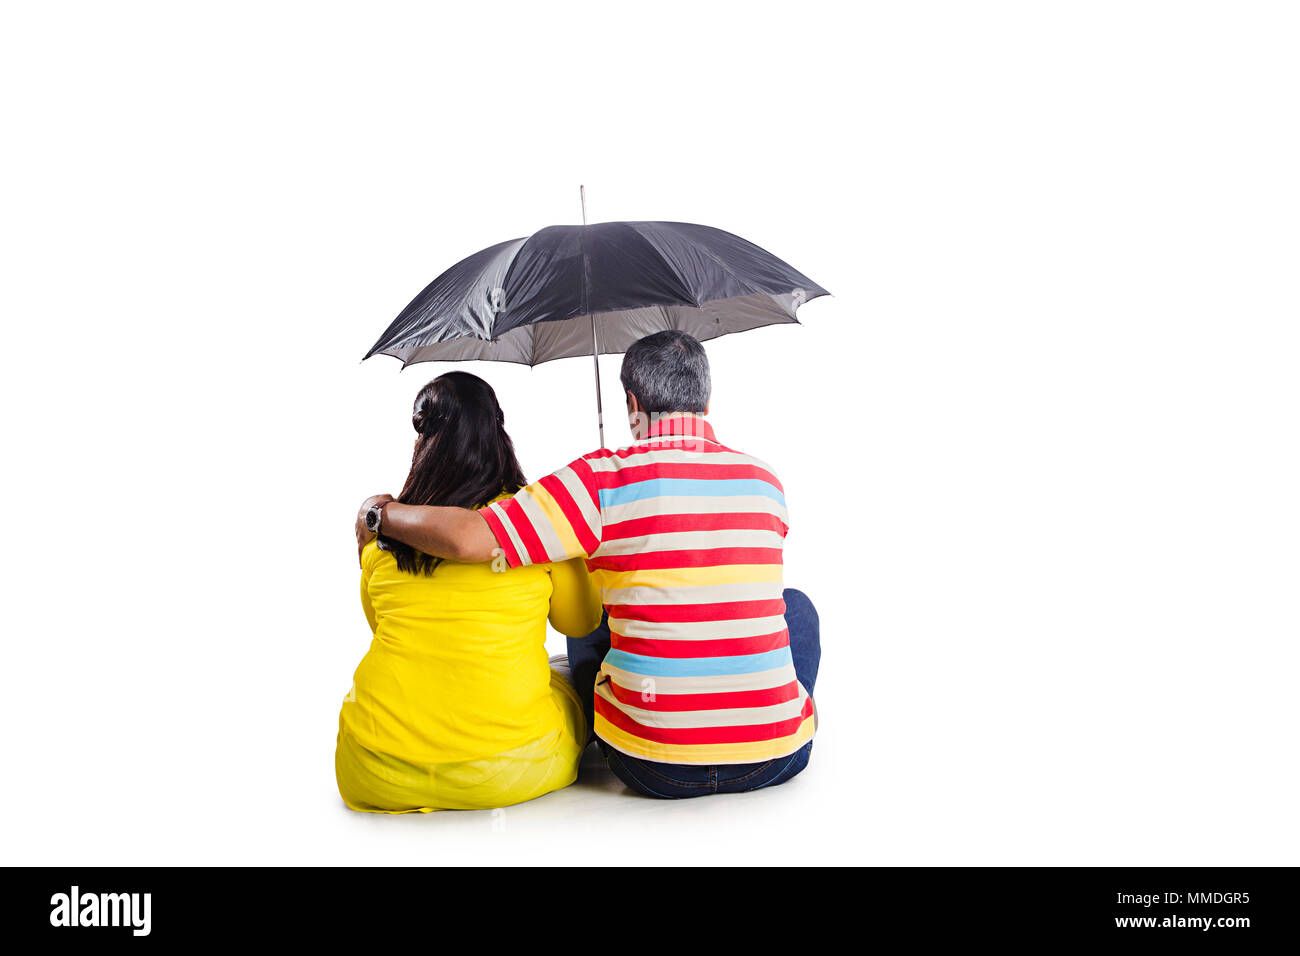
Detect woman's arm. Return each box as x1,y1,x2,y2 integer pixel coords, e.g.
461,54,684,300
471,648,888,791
359,545,378,633
547,557,603,638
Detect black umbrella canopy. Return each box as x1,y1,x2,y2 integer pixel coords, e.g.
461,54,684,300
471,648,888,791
365,221,829,367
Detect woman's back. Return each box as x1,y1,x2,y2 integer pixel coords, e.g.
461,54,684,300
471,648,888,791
344,536,560,766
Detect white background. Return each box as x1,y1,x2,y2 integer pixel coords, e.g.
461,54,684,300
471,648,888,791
2,2,1297,865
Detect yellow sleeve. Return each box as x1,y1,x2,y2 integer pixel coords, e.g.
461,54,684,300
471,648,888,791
359,541,379,634
546,557,602,638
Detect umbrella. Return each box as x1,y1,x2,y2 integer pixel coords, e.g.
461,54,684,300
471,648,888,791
365,197,827,447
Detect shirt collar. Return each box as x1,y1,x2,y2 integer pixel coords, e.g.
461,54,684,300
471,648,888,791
641,413,718,444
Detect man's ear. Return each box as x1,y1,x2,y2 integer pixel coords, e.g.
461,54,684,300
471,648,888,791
626,391,641,415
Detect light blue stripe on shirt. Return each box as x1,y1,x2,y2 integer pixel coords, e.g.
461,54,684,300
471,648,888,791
604,646,794,678
598,477,786,510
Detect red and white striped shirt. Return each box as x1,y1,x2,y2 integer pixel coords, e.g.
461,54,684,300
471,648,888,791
481,413,815,765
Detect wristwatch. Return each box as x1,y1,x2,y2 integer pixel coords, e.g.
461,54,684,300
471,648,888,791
364,501,387,535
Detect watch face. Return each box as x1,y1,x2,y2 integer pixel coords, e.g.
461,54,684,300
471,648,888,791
366,507,381,533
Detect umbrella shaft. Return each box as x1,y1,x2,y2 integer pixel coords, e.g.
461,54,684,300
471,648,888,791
591,313,605,448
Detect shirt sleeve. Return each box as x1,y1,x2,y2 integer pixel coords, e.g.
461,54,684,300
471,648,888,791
546,557,604,638
479,456,603,567
359,542,379,633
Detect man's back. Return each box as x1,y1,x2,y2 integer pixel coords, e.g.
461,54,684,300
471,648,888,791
482,412,816,765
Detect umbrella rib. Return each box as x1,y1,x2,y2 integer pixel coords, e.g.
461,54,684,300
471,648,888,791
476,235,531,346
624,222,702,307
630,222,766,306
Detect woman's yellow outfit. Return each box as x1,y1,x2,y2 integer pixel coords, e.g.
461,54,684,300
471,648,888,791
336,497,602,813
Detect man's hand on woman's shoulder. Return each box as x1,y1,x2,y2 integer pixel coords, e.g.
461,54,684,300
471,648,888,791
356,494,394,567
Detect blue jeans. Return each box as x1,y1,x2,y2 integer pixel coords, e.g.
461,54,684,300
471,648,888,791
566,588,820,799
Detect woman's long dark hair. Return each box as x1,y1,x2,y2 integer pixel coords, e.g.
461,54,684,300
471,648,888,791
380,372,526,575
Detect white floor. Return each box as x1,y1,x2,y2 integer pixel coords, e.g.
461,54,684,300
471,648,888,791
328,743,837,867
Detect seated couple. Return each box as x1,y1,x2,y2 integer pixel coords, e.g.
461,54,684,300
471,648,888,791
337,330,820,812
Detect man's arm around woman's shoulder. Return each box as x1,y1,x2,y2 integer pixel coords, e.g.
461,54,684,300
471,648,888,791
354,494,498,568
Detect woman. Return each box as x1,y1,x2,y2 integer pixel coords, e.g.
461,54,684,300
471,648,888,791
336,372,601,812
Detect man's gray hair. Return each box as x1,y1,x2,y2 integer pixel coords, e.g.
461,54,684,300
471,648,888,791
619,330,712,414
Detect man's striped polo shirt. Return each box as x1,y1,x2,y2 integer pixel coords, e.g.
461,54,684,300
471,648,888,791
480,413,815,765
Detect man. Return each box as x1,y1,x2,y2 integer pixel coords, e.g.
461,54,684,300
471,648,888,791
355,330,820,797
